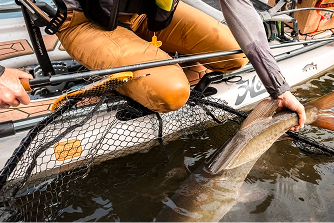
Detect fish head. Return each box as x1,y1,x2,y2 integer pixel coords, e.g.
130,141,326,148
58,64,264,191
206,92,334,174
206,99,281,173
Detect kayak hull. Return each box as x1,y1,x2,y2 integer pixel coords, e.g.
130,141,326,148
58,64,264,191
0,16,334,179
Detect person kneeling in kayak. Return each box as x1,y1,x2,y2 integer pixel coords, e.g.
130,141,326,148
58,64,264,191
0,0,306,131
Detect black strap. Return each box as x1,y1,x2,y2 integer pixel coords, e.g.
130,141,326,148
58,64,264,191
45,0,67,34
77,0,120,31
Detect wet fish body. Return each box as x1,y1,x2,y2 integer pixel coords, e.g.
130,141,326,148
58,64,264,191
156,92,334,222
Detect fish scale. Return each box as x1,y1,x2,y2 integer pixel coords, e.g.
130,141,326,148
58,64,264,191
156,92,334,222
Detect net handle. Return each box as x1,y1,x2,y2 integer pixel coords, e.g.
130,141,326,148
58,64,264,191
20,78,32,91
0,99,75,191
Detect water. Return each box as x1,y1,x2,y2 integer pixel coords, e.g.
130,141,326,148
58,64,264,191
1,0,333,221
51,71,333,222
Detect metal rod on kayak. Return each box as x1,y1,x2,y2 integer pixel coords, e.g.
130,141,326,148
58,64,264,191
274,8,334,15
21,37,334,91
7,38,333,138
232,38,333,75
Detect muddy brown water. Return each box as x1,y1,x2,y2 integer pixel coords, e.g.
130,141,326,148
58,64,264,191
1,0,333,221
53,71,334,222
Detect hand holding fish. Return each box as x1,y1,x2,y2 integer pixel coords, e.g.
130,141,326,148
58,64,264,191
156,92,334,222
0,67,33,109
277,91,306,131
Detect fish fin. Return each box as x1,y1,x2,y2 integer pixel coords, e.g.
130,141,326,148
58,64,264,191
240,99,279,129
306,92,334,110
312,114,334,131
307,92,334,131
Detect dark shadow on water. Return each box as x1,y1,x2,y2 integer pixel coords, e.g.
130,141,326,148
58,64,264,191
50,71,334,222
56,121,239,222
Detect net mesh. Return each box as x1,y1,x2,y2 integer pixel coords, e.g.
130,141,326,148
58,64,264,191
0,84,241,221
289,131,334,155
0,77,332,221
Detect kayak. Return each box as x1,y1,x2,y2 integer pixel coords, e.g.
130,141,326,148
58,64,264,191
0,0,334,185
0,1,334,222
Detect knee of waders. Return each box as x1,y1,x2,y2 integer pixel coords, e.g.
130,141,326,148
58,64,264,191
205,55,249,73
222,56,249,73
151,81,190,113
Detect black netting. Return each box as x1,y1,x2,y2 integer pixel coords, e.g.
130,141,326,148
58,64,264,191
0,84,332,221
289,131,334,155
0,89,240,221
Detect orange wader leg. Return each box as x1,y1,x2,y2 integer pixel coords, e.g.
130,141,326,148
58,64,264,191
136,1,249,73
57,11,190,113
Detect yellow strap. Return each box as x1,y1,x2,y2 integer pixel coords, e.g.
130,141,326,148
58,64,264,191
51,72,133,112
155,0,173,11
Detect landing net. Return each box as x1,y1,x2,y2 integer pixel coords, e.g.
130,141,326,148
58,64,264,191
0,78,332,221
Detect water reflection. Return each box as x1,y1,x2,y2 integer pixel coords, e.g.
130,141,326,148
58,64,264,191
223,72,334,222
54,71,334,222
223,139,334,222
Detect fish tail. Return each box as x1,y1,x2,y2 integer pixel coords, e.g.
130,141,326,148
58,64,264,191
307,92,334,131
312,113,334,131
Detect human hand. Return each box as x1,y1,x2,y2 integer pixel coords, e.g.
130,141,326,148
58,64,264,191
276,91,306,131
0,68,33,109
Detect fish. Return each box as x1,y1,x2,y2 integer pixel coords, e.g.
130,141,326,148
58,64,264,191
302,62,317,72
155,92,334,222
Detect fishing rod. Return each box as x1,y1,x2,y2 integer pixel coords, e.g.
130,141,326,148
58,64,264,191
20,36,334,91
274,8,334,16
1,37,330,138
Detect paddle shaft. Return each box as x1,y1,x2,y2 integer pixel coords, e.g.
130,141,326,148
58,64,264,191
20,37,334,91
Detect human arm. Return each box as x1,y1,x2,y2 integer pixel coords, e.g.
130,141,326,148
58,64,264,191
0,65,33,109
181,0,225,23
219,0,305,130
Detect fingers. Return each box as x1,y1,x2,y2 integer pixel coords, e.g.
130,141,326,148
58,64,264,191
0,68,32,109
288,98,305,131
0,102,10,109
15,86,31,105
13,68,33,80
0,87,29,108
277,91,306,131
296,104,306,129
3,87,31,106
288,103,306,131
15,93,30,105
6,98,21,107
0,87,21,108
